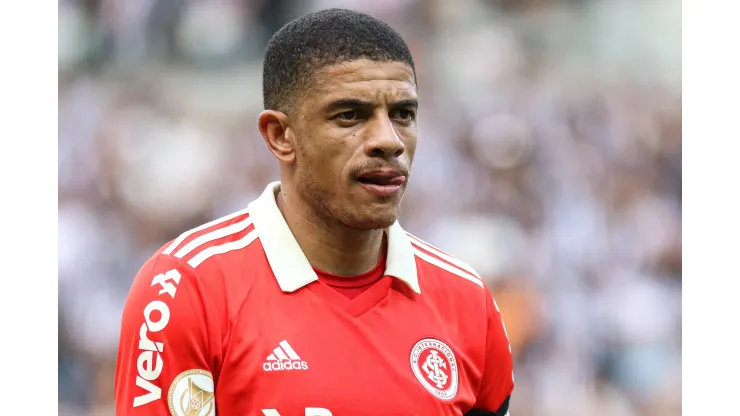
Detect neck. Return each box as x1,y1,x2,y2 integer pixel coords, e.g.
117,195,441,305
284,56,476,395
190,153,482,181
276,187,385,276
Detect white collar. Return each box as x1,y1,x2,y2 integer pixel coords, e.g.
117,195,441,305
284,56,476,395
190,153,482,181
248,182,420,294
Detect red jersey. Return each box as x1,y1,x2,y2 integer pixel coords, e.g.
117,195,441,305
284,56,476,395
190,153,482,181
115,182,514,415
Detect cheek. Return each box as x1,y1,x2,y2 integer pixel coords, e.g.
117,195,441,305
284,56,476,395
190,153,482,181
319,131,357,169
299,139,348,183
403,134,418,161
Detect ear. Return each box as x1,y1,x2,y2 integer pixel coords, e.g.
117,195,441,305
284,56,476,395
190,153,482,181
258,110,296,164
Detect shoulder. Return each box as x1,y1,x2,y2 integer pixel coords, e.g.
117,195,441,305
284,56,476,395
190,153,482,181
131,207,265,308
158,207,260,271
406,232,488,295
124,204,268,313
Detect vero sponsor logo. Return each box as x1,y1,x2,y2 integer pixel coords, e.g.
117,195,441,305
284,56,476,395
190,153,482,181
132,269,182,408
262,340,308,372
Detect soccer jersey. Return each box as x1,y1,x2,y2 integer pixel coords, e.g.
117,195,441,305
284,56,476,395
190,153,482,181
115,182,514,415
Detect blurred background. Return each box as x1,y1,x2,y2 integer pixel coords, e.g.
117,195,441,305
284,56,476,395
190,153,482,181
58,0,682,415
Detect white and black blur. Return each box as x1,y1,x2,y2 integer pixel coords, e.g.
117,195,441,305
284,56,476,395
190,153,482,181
58,0,681,415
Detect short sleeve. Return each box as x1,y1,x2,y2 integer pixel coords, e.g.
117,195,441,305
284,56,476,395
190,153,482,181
114,253,222,415
471,284,515,414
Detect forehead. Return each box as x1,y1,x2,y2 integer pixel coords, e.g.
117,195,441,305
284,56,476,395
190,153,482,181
308,59,417,104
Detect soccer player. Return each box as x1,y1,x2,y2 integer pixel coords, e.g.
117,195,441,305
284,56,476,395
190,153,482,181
115,8,513,416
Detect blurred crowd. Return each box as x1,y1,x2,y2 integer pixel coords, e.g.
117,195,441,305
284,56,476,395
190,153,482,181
58,0,682,415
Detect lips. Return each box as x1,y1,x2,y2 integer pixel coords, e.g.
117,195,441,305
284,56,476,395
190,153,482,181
356,169,407,186
355,168,407,198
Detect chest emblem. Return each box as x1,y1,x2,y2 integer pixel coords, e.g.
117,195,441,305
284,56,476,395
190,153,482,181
409,338,459,400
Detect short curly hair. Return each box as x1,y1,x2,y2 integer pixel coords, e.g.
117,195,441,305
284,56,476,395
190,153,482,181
262,8,416,113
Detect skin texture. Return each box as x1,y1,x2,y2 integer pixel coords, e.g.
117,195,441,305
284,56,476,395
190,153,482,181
258,59,419,276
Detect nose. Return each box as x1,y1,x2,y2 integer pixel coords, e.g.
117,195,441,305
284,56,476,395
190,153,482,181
365,114,405,159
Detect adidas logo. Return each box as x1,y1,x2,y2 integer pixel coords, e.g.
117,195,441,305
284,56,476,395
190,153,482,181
262,340,309,372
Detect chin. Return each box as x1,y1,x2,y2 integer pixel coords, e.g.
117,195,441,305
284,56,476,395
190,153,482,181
326,188,403,230
351,217,396,230
344,209,398,230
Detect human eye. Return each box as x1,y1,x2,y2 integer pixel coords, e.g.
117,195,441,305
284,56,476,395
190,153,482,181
391,108,416,123
336,110,359,121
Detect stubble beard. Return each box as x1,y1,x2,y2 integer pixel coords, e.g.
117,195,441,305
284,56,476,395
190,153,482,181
296,169,400,231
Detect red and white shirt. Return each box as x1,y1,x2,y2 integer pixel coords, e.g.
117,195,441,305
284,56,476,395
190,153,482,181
115,182,514,415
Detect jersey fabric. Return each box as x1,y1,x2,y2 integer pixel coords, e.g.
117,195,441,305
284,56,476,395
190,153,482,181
115,182,514,416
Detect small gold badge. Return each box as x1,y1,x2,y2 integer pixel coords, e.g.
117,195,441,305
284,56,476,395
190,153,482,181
167,369,215,416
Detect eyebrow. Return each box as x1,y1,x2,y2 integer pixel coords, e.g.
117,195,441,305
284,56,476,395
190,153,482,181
326,99,374,112
392,99,419,110
325,98,419,112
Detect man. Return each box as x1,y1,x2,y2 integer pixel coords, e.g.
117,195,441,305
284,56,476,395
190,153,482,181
115,8,513,416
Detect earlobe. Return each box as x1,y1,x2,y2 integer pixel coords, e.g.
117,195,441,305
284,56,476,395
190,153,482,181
258,110,295,164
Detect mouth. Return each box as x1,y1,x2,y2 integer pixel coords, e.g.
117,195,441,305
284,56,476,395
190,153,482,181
356,169,407,198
